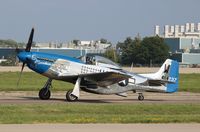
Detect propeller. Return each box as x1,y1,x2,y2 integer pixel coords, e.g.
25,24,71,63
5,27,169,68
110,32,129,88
17,28,34,87
17,62,25,86
25,28,34,52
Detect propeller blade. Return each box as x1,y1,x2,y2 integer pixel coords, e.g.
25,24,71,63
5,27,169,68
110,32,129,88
17,62,25,87
25,28,34,52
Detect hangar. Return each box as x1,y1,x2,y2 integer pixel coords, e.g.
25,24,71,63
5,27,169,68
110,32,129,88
155,22,200,65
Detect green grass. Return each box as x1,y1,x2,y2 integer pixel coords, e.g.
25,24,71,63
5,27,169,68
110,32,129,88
0,72,200,92
0,72,73,91
179,73,200,92
0,104,200,123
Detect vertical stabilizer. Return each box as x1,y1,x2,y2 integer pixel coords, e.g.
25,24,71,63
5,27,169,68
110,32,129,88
154,59,179,93
140,59,179,93
165,60,179,93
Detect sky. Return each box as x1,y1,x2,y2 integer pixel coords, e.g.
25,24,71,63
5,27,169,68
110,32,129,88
0,0,199,43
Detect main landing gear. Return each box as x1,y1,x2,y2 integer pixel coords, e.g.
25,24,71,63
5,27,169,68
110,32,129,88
66,77,81,102
66,90,78,102
39,78,52,100
138,93,144,101
38,77,81,102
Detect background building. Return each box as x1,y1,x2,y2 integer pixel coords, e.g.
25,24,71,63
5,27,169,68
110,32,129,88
0,39,110,65
155,22,200,66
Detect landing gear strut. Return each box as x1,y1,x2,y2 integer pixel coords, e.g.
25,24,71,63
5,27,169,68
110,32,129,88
39,78,52,100
138,93,144,101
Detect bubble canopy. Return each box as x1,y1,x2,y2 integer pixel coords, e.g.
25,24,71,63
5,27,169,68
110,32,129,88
86,55,121,70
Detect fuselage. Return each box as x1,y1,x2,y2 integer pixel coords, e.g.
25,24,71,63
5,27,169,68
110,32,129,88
18,51,132,82
18,51,147,84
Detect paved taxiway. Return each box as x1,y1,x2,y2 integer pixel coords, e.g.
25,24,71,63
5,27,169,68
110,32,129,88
1,124,200,132
0,91,200,104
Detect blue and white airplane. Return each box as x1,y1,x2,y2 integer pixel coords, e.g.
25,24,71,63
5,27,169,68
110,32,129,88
17,28,179,101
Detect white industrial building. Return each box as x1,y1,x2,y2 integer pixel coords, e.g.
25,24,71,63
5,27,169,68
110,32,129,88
155,23,200,38
35,40,111,50
155,22,200,65
77,40,111,49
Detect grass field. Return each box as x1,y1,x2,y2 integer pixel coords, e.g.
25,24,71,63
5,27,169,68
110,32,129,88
0,72,73,91
179,74,200,92
0,103,200,123
0,72,200,92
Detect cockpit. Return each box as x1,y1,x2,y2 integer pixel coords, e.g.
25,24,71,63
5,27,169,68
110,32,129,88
85,55,121,70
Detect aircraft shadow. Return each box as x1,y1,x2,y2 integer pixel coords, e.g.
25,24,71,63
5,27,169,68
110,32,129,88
20,96,165,103
20,96,66,102
20,96,110,103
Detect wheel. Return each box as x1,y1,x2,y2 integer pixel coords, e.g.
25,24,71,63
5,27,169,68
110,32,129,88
39,88,51,100
138,94,144,101
66,90,78,102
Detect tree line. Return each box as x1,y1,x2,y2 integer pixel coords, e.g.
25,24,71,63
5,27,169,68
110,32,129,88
104,36,169,66
0,39,24,48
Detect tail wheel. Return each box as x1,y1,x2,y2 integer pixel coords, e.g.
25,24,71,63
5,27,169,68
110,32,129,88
66,90,78,102
39,88,51,100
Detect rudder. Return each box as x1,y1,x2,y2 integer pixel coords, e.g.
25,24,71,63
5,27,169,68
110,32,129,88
165,60,179,93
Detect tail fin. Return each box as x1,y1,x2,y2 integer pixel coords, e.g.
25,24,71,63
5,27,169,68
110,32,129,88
155,59,179,93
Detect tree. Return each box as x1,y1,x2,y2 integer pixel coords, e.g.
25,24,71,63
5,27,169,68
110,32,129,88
117,36,169,65
141,36,169,64
100,38,108,44
72,40,80,46
100,38,112,44
117,36,142,65
0,39,25,48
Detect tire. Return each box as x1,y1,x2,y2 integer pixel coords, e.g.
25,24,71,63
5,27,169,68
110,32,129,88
66,90,78,102
39,88,51,100
138,95,144,101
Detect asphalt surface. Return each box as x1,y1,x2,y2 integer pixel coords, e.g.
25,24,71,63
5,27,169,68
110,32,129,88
0,91,200,104
1,124,200,132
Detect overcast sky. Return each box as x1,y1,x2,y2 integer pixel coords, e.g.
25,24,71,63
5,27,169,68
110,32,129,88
0,0,199,43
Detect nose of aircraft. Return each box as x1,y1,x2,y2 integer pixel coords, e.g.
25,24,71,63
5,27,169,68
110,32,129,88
17,52,31,63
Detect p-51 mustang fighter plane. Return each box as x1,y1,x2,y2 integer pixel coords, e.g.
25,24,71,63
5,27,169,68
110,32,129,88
17,28,179,101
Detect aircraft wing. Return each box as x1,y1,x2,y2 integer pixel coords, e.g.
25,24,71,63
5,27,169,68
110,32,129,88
81,72,131,87
59,72,131,87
